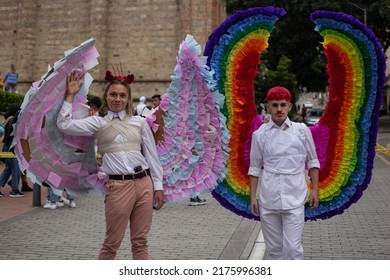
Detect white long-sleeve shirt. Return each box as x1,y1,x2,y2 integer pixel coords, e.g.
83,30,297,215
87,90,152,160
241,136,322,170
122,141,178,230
57,101,163,191
248,117,320,210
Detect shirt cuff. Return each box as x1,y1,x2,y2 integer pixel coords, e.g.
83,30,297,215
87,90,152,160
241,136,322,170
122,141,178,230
60,101,73,117
63,101,73,110
307,159,320,169
153,181,163,191
248,167,261,177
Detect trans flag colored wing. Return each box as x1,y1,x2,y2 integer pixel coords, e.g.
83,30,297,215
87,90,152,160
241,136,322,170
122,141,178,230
149,35,230,202
14,38,102,195
306,11,386,220
203,7,287,220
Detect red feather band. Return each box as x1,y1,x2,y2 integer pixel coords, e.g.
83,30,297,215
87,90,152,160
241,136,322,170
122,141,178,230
105,70,134,84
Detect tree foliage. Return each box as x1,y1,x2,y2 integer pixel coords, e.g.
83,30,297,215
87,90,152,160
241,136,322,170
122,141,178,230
226,0,390,94
255,55,298,107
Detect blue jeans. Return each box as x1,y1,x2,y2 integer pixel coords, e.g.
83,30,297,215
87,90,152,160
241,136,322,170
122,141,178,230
0,146,21,191
46,187,61,203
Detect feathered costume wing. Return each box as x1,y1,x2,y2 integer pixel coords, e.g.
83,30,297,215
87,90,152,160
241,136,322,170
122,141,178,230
306,11,386,220
14,38,101,195
203,7,287,220
148,35,230,202
203,7,386,221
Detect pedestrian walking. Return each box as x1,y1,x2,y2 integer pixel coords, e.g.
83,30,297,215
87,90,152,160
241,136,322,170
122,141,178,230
249,86,320,260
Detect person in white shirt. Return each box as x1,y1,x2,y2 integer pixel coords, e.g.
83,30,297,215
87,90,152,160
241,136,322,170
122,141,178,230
57,70,164,260
249,86,320,260
136,96,151,117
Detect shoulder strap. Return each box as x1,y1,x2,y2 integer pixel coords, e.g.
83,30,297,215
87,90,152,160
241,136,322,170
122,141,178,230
2,116,13,126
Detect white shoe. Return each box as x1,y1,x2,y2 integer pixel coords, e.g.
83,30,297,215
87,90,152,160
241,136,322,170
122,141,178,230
69,200,76,208
43,201,57,210
43,200,51,207
56,201,65,207
61,196,70,205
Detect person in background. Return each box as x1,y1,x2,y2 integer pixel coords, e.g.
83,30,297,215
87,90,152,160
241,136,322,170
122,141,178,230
42,183,76,209
3,64,19,93
89,96,102,116
249,86,319,260
20,173,33,192
301,104,307,123
151,94,161,108
57,70,164,260
136,96,151,117
0,103,24,197
0,71,4,90
5,173,33,192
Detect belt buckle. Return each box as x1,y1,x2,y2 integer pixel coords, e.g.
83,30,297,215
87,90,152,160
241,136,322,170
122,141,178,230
134,169,146,179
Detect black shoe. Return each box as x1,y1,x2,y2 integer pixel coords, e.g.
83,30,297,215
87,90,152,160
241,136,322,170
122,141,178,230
189,196,207,206
22,184,33,192
196,196,207,205
9,190,25,198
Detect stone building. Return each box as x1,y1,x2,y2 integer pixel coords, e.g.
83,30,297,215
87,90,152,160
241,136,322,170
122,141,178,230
0,0,226,99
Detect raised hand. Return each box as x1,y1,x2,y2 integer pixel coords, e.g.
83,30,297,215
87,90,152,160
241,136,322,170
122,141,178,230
66,70,84,103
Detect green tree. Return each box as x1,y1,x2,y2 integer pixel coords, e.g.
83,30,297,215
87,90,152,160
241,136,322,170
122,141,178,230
255,55,299,114
226,0,390,93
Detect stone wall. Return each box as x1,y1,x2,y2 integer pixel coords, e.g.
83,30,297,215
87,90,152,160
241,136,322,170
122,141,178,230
0,0,226,101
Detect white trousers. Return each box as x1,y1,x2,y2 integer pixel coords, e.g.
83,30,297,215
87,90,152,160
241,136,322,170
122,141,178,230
260,205,305,260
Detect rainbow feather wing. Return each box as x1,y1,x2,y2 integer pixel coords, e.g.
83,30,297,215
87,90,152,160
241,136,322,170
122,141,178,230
204,7,286,220
14,38,102,195
306,11,386,220
156,35,230,202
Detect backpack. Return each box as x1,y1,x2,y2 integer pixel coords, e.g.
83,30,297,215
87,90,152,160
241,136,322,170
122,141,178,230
0,123,4,138
0,116,13,138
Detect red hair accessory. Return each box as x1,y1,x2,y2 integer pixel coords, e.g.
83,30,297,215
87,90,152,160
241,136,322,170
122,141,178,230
266,86,291,101
105,71,134,84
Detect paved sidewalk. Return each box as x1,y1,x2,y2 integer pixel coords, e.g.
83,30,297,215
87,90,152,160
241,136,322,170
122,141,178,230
0,118,389,260
1,153,389,260
0,189,260,260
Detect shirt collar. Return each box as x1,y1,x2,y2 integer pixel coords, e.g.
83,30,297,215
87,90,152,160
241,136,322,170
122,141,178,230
107,110,126,120
267,117,292,130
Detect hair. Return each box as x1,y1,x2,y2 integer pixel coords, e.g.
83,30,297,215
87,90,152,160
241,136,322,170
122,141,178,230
10,64,16,72
99,79,134,117
152,94,161,100
5,103,20,119
89,96,102,108
266,86,291,102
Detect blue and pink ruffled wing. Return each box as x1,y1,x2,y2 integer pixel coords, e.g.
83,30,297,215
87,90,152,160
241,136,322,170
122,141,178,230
14,38,103,195
153,35,230,202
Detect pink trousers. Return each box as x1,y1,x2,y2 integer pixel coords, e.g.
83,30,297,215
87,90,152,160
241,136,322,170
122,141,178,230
98,176,153,260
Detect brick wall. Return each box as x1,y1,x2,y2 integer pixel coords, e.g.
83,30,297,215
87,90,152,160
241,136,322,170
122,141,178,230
0,0,226,101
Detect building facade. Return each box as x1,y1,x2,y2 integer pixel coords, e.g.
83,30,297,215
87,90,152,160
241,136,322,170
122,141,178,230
0,0,226,99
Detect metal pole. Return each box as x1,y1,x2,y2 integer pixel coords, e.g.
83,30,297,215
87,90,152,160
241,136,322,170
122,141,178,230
32,183,41,206
344,0,367,25
363,9,367,25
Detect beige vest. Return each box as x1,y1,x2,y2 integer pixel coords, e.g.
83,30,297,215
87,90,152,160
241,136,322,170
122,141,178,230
94,115,144,155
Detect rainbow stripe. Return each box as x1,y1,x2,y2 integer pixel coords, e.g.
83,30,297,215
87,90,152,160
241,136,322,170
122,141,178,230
306,11,386,220
204,7,286,220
